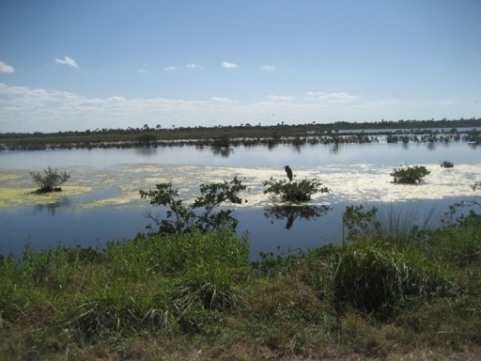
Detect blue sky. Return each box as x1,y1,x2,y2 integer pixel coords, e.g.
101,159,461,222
1,0,480,132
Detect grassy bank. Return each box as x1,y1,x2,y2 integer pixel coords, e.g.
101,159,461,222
1,212,481,360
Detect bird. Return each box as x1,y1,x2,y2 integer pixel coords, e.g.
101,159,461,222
284,165,293,182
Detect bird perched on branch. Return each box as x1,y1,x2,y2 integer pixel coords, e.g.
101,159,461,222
284,165,293,182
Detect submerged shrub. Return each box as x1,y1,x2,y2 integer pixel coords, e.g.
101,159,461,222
30,166,70,193
390,165,430,184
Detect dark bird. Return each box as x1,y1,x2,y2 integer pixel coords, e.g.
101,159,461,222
284,165,293,182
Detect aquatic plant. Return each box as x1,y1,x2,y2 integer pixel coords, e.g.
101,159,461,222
390,165,430,184
29,166,70,193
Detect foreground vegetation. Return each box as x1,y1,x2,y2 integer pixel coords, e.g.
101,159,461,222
1,207,480,360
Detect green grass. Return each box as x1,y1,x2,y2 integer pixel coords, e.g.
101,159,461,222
1,213,481,360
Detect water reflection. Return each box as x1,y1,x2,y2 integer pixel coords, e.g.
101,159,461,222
264,204,330,229
329,143,339,154
33,197,71,216
211,146,235,157
135,147,158,156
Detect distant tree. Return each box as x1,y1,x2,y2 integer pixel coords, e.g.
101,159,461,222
30,167,70,193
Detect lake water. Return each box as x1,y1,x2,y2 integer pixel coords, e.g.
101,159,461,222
1,141,480,259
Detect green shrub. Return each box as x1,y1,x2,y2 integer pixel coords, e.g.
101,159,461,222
390,165,430,184
30,166,70,193
140,177,246,235
263,177,329,203
440,160,454,168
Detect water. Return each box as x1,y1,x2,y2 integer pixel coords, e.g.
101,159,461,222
1,142,480,258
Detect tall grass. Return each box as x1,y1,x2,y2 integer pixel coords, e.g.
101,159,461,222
1,210,481,359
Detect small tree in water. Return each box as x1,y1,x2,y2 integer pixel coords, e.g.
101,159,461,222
390,165,430,185
263,178,329,203
30,167,70,193
140,177,246,235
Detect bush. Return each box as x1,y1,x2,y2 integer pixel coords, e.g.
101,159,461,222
440,161,454,168
390,165,430,184
263,177,329,203
30,166,70,193
140,177,246,235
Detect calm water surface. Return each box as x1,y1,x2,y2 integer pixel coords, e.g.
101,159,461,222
1,142,480,258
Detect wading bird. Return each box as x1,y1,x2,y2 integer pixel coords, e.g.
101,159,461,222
284,165,293,182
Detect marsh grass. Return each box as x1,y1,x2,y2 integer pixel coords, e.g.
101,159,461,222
1,211,481,360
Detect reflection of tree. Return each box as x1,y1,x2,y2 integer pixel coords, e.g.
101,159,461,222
135,147,158,156
264,204,330,229
33,197,71,216
329,143,339,154
211,146,234,157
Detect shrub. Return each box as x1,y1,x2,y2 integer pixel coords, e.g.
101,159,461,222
390,165,430,184
263,177,329,203
30,166,70,193
140,177,246,235
440,161,454,168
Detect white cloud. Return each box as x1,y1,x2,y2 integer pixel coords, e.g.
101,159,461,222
55,56,79,69
222,61,238,69
262,65,276,71
163,65,178,72
0,83,472,133
209,96,235,104
186,63,203,70
0,60,15,74
306,91,359,103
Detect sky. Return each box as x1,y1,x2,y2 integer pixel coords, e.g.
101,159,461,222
1,0,480,133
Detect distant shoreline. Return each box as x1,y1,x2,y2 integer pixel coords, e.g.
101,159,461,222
1,118,480,151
